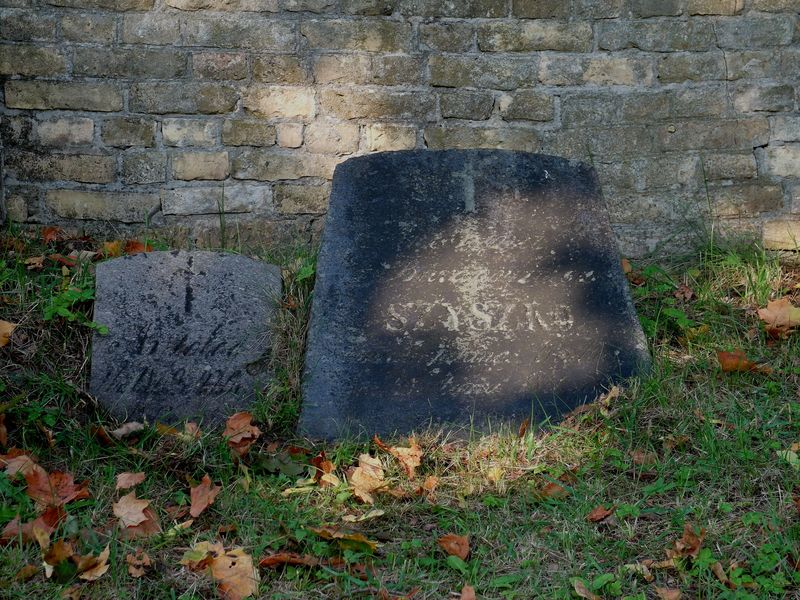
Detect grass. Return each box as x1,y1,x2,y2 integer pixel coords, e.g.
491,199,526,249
1,227,799,599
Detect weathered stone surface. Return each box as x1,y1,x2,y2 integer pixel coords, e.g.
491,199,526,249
313,54,423,85
45,189,159,221
122,151,165,184
5,81,123,111
222,120,276,146
1,9,56,41
242,86,315,119
420,22,474,52
301,19,412,51
424,126,540,151
231,149,336,180
440,91,495,120
430,55,535,90
498,90,554,122
301,150,649,438
276,123,303,148
163,119,218,147
362,123,417,151
304,119,359,154
0,45,66,76
6,150,115,183
161,183,271,214
182,15,296,50
62,13,115,42
35,118,94,147
130,83,238,114
763,219,800,249
73,47,187,78
478,21,593,52
193,52,247,80
274,182,329,214
252,55,308,83
90,251,281,424
319,88,435,120
101,117,156,147
171,151,229,180
764,144,800,177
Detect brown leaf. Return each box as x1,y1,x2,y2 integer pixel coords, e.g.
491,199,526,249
347,453,386,504
258,552,320,569
61,584,83,599
1,449,40,477
586,505,615,523
124,240,152,255
573,579,600,600
121,506,161,540
622,562,654,582
667,523,706,560
44,540,75,575
126,549,152,578
42,226,65,244
25,255,45,270
223,412,261,458
25,470,90,509
717,349,771,374
0,320,17,347
102,241,123,258
416,475,438,501
518,418,530,438
758,297,800,337
438,534,469,560
655,588,682,600
114,492,150,528
190,474,221,518
115,472,145,491
75,544,110,581
0,506,65,546
674,283,694,302
711,561,734,588
182,542,259,600
631,449,658,466
15,564,38,582
308,526,380,553
311,451,336,485
460,584,476,600
533,481,570,500
374,435,423,478
109,422,145,439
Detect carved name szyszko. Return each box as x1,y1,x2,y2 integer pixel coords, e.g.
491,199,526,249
385,301,575,333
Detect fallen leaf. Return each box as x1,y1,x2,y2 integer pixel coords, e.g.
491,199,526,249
42,226,64,244
655,588,682,600
717,349,771,374
258,552,320,569
121,506,161,540
631,449,658,466
102,241,123,258
223,412,261,457
115,472,145,491
25,255,45,270
44,540,75,578
572,579,600,600
347,453,386,504
190,474,221,518
61,584,82,599
374,435,423,478
126,549,152,578
758,297,800,337
586,505,615,523
342,509,385,523
438,534,469,560
310,451,337,486
416,475,438,501
0,506,65,546
0,320,16,347
710,561,733,589
182,542,259,600
308,526,380,553
75,544,110,581
518,418,530,438
667,523,706,560
663,435,691,452
113,492,150,528
15,564,38,581
623,562,654,582
1,449,40,477
124,240,152,255
25,470,90,508
460,584,476,600
674,283,694,302
109,422,145,439
532,481,570,500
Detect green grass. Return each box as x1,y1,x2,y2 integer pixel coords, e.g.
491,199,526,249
1,228,799,599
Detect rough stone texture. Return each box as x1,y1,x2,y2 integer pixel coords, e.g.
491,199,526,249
90,251,281,424
301,150,650,439
2,1,799,253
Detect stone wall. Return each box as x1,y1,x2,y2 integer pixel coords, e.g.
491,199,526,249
1,0,799,254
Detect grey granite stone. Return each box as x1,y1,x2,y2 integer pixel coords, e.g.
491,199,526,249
90,250,281,424
300,150,649,439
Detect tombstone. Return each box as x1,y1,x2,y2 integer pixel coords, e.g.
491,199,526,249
300,150,649,439
90,250,281,424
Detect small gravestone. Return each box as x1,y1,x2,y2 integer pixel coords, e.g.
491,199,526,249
301,150,649,439
90,251,281,424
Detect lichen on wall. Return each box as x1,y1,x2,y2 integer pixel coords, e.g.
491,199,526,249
1,0,799,254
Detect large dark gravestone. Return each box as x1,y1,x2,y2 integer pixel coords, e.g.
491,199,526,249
300,150,649,439
90,251,281,424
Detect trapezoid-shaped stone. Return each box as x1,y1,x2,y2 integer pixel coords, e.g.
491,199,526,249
300,150,649,439
90,250,281,425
